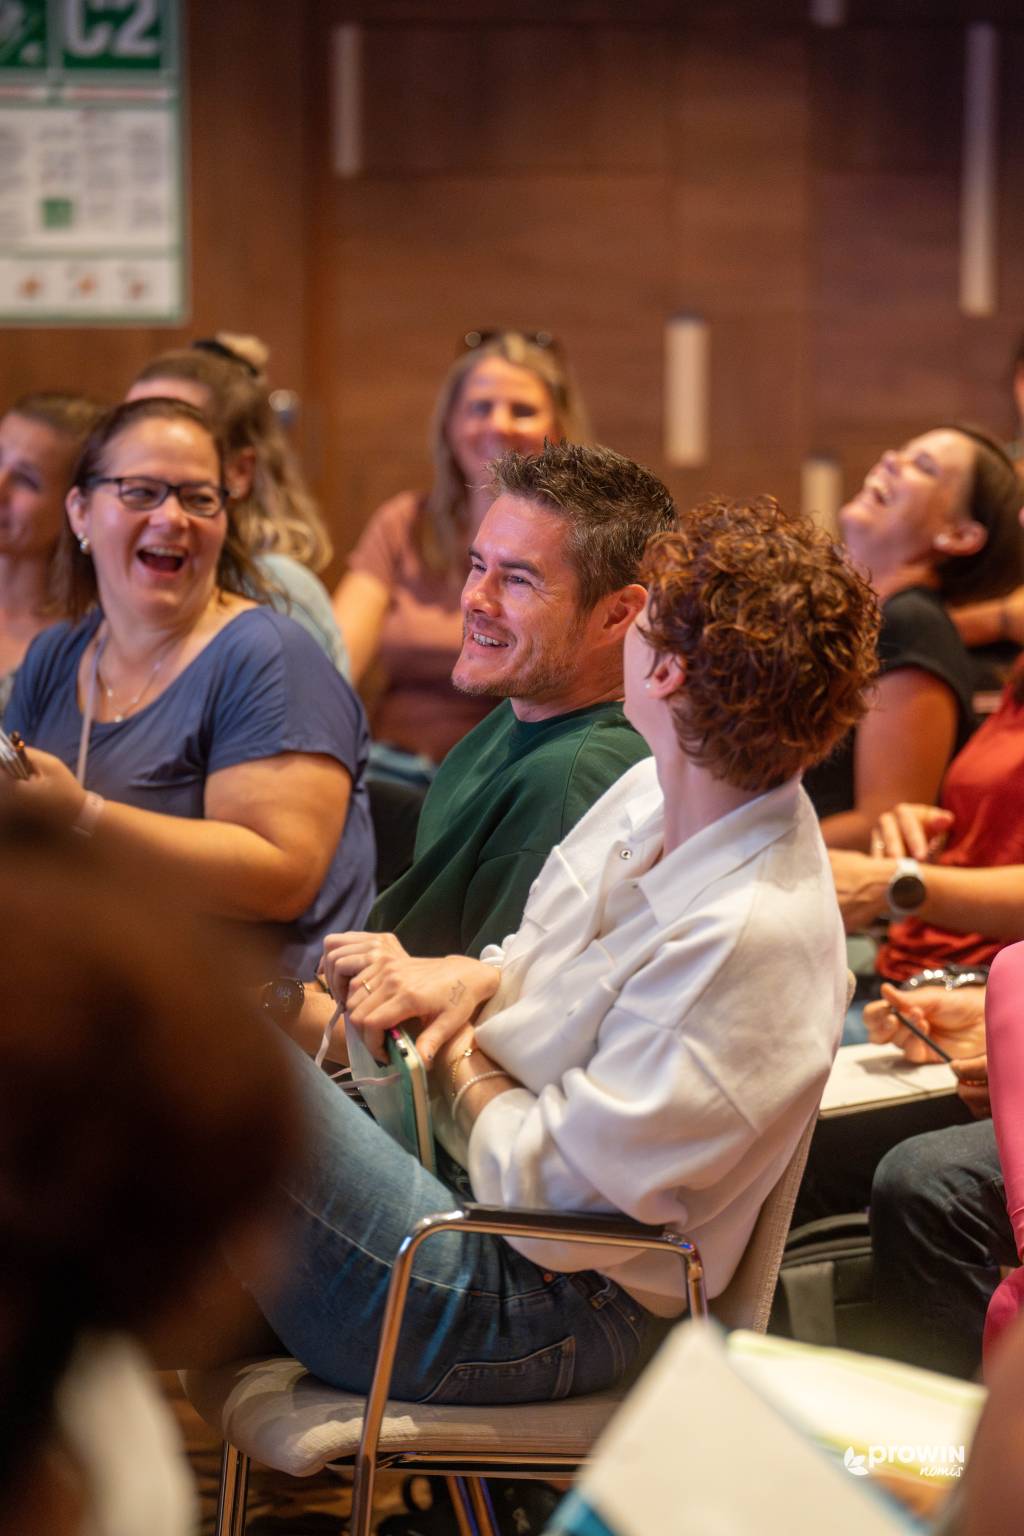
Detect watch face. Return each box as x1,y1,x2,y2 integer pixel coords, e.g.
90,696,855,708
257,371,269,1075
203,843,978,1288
263,977,304,1024
890,872,926,911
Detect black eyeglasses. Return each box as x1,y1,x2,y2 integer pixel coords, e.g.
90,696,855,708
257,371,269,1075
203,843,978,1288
461,329,562,356
85,475,229,519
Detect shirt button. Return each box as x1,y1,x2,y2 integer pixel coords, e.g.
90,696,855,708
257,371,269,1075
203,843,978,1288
619,848,633,860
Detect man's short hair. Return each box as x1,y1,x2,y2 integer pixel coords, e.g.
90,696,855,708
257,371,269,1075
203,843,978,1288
641,495,880,793
491,440,677,610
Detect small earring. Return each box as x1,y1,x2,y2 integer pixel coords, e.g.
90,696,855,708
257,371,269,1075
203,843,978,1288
644,680,652,691
78,535,91,555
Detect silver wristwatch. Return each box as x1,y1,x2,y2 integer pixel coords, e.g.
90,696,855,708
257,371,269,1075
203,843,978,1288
887,856,927,917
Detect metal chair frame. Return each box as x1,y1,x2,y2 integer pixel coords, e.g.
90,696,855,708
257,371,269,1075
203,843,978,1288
206,1105,823,1536
213,1202,707,1536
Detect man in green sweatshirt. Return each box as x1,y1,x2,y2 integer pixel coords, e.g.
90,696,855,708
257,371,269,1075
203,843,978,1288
367,440,676,957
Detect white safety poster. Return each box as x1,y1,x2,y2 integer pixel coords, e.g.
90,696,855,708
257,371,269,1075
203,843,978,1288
0,0,184,324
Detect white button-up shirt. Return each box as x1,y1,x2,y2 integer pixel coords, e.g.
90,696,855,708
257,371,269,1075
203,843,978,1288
453,758,845,1310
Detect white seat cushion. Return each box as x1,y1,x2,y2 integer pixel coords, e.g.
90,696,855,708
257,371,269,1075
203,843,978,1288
182,1356,623,1478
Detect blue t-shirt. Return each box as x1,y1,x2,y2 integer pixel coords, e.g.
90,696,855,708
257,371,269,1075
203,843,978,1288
7,607,375,977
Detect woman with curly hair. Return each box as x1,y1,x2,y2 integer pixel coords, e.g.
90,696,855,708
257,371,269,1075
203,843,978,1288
188,476,879,1405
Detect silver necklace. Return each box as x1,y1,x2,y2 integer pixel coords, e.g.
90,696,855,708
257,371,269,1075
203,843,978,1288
95,632,170,722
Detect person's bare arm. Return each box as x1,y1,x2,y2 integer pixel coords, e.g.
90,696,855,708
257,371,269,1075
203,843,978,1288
13,747,349,922
821,670,958,851
831,837,1024,942
271,986,348,1062
949,587,1024,648
331,570,391,684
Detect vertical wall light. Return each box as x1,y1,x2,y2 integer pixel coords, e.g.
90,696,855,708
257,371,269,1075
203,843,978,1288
664,315,709,468
960,23,999,317
333,23,363,179
808,0,846,27
801,456,843,537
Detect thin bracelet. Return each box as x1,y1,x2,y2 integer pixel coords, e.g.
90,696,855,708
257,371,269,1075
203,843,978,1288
452,1069,508,1122
448,1043,476,1103
999,601,1013,642
73,791,105,837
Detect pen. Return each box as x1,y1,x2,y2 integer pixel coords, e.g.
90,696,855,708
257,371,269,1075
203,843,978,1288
889,1002,955,1064
8,731,35,779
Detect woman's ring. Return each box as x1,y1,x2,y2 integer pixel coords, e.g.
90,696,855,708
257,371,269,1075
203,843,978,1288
362,980,373,995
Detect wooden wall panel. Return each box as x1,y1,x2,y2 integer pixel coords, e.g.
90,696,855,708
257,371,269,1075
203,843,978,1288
666,35,811,514
360,25,672,174
809,22,1023,497
303,7,1024,574
310,169,674,564
0,0,310,411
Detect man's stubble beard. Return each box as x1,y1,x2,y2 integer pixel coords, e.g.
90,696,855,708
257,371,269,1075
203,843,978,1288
452,616,587,705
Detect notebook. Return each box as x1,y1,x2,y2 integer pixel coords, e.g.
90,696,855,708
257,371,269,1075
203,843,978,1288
820,1043,957,1117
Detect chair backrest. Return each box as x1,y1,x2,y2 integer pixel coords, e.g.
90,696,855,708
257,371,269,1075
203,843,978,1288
709,1109,818,1333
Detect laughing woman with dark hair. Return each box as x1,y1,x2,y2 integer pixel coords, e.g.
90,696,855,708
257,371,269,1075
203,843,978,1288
179,490,879,1407
4,397,374,976
805,423,1023,851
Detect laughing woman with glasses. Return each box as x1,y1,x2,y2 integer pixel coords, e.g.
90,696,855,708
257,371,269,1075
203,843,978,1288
2,397,375,976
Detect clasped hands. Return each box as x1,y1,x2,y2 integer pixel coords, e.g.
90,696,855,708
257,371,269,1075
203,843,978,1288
318,930,500,1066
829,801,953,931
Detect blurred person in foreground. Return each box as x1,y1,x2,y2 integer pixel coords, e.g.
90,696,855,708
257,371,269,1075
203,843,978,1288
180,495,878,1406
0,804,298,1536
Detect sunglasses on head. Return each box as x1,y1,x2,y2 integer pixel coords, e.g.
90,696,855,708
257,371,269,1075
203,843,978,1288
460,329,561,357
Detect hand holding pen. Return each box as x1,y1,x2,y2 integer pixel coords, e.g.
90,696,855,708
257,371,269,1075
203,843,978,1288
864,980,986,1065
0,727,36,781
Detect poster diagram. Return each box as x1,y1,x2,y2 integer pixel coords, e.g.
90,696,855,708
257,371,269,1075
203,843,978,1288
0,0,184,324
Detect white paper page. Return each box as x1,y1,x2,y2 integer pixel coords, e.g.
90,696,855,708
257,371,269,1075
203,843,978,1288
820,1043,956,1115
578,1322,914,1536
727,1330,985,1477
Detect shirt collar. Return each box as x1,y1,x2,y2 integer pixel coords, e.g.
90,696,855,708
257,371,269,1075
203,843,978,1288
636,776,807,925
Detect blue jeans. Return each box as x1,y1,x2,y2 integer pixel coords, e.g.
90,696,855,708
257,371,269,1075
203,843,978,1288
242,1049,667,1403
871,1118,1013,1378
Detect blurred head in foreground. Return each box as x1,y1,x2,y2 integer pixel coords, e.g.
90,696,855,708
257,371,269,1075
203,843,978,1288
0,805,299,1517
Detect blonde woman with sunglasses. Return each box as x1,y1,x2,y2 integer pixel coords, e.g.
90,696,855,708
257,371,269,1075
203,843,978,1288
332,331,590,773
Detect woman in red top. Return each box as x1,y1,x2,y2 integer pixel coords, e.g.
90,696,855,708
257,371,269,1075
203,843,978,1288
831,658,1024,983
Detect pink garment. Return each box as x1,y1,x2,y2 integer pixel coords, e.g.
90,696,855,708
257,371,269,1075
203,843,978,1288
983,941,1024,1364
348,492,494,763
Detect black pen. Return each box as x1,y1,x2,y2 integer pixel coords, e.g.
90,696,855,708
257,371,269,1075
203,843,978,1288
888,1002,954,1064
